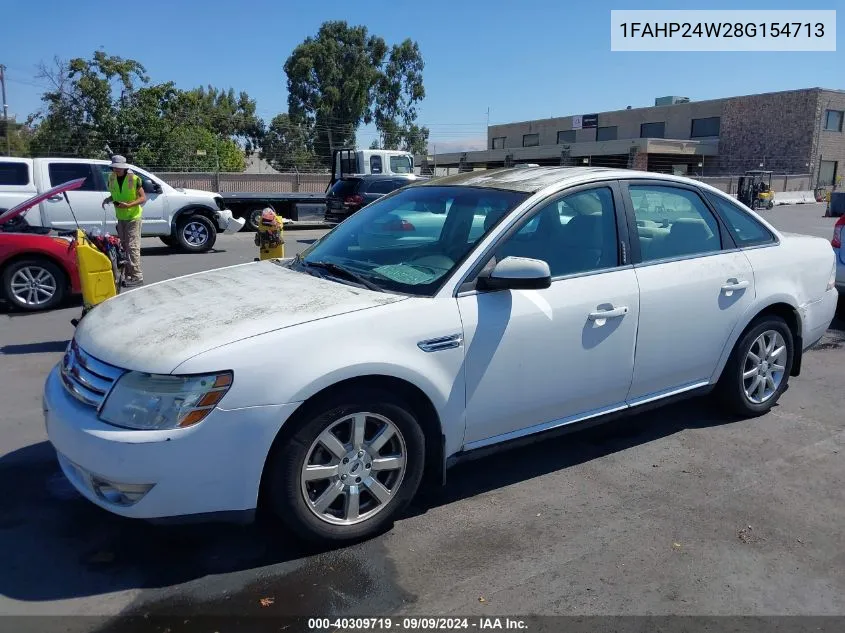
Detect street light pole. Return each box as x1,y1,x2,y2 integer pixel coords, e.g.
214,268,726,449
0,64,10,156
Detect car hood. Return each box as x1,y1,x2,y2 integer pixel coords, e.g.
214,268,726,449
173,187,217,199
73,261,406,374
0,177,86,225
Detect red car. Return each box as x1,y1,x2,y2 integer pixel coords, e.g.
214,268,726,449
0,179,84,311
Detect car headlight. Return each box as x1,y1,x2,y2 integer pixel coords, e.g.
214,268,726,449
99,371,233,430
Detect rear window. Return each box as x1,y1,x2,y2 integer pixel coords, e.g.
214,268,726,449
705,191,775,247
0,162,30,186
48,163,100,191
365,179,402,194
328,178,362,196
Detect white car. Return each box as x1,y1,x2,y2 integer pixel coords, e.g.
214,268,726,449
43,167,839,542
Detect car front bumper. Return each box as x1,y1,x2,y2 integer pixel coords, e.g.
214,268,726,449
215,208,245,234
43,365,300,520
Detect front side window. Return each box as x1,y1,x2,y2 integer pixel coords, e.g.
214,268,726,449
389,155,412,174
370,155,383,174
705,191,775,247
297,186,528,296
523,134,539,147
824,110,843,132
629,184,722,262
494,187,619,277
48,163,99,191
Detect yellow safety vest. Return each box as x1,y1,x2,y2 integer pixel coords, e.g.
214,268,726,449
108,171,143,221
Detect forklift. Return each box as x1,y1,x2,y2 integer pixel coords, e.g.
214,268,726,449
737,170,774,210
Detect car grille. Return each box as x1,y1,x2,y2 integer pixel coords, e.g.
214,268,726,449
60,340,125,409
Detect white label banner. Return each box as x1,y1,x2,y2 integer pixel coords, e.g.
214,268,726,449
611,10,836,51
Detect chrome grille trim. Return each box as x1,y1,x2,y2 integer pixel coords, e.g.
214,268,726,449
60,340,124,409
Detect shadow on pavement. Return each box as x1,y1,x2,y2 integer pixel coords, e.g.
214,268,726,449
0,295,82,316
140,246,227,257
0,396,736,606
1,340,70,355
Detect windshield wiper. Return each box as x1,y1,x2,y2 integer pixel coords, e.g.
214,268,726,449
303,260,384,292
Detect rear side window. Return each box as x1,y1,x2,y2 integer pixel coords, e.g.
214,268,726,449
370,155,383,174
48,163,100,191
705,192,775,247
366,179,401,194
390,155,412,174
328,178,362,196
0,162,30,186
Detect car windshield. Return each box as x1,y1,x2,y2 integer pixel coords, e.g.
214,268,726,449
296,185,528,296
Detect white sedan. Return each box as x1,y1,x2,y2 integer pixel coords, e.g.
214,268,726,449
43,167,839,542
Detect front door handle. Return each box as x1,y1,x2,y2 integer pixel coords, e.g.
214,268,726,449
588,306,629,321
48,195,63,201
721,279,750,292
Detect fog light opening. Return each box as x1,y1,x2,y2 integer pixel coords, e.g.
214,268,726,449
91,478,154,507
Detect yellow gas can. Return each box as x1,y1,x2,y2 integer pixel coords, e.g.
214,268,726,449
75,229,118,310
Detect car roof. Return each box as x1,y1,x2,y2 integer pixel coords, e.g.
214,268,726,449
412,166,714,194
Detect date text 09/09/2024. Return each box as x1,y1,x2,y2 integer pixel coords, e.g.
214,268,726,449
308,617,529,630
619,22,825,38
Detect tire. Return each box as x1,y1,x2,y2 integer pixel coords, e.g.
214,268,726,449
159,235,177,247
717,316,794,417
246,207,264,232
2,258,67,311
176,214,217,253
265,387,426,543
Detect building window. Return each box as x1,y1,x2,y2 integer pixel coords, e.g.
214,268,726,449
640,122,665,138
690,117,721,138
824,110,844,132
523,133,539,147
819,161,838,187
557,130,576,144
596,126,617,141
492,136,506,149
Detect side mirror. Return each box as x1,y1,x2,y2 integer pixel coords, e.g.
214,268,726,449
476,256,552,291
143,180,163,194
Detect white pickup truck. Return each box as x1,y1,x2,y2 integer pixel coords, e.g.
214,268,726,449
0,157,241,252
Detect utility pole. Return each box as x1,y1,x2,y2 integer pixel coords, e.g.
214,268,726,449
0,64,10,156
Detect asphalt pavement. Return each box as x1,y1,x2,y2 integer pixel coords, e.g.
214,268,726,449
1,206,843,630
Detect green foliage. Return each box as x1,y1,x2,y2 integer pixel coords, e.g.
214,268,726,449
26,51,259,171
261,113,318,170
0,120,32,156
284,21,427,164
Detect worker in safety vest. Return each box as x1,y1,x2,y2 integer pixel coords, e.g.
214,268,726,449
101,155,146,287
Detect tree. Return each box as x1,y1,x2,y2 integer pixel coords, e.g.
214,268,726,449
0,120,32,156
374,40,428,155
29,51,148,158
284,21,427,165
261,113,317,170
26,50,259,171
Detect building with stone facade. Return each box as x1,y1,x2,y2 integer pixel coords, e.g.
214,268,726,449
418,88,844,189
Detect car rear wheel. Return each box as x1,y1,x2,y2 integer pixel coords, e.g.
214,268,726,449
717,316,793,417
2,258,66,311
177,214,217,253
265,388,425,543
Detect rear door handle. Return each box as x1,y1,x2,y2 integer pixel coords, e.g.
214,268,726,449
588,306,629,321
48,195,63,201
721,279,749,292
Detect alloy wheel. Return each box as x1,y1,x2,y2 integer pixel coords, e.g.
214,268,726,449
742,330,787,404
10,266,58,307
300,412,408,526
182,221,208,247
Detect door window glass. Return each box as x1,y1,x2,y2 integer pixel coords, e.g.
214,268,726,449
48,163,99,191
389,155,412,173
705,192,775,246
495,187,619,277
366,179,398,194
370,155,383,174
629,185,722,262
0,162,30,185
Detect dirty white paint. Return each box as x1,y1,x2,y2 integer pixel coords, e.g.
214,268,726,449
74,261,406,374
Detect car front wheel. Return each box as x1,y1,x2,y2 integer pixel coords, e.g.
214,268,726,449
265,388,425,543
2,258,66,311
177,214,217,253
718,316,794,417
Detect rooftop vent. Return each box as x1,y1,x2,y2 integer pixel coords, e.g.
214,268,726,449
655,96,690,106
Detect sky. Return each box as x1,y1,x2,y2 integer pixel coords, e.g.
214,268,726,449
2,0,842,153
